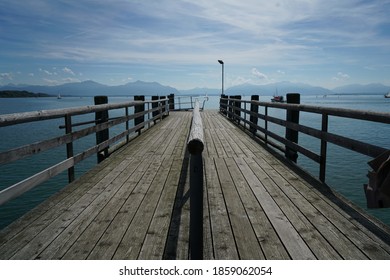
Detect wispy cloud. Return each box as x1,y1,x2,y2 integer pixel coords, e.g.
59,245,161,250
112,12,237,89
333,72,350,81
0,73,13,80
0,0,389,87
63,67,75,76
251,68,268,81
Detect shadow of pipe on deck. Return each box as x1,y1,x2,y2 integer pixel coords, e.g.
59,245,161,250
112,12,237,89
163,148,190,259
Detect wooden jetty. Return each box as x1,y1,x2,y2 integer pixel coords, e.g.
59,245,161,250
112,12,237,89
1,94,390,260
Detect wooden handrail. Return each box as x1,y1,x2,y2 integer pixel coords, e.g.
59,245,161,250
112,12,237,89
0,98,168,127
219,95,390,183
221,97,390,123
0,96,170,207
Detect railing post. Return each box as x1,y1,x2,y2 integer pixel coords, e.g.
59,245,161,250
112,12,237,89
187,100,204,260
152,96,159,124
94,96,109,163
160,96,166,119
285,93,300,162
168,93,175,111
125,107,129,143
234,95,241,124
64,114,75,182
220,94,227,115
320,113,328,182
250,95,259,134
265,105,268,145
228,96,233,119
134,95,145,135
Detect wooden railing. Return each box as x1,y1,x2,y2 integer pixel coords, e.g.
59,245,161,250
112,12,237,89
173,95,209,111
220,94,390,183
0,96,169,206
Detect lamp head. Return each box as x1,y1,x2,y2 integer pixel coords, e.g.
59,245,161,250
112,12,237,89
218,60,224,64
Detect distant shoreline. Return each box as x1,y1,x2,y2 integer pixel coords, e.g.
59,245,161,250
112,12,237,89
0,90,53,98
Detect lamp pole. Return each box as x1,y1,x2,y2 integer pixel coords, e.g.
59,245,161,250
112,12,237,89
218,60,224,96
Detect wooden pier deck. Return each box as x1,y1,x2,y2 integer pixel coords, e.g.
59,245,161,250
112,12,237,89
1,110,390,260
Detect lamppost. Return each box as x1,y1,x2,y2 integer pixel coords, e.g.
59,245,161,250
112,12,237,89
218,60,224,96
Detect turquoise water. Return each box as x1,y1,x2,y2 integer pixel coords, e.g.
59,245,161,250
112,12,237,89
0,94,389,229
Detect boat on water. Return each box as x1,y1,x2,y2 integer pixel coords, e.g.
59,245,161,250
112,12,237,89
385,92,390,98
271,95,285,102
57,94,61,99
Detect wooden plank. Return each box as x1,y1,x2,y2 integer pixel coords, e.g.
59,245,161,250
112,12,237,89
204,157,238,259
37,157,142,259
138,158,182,259
234,156,316,259
204,128,217,157
225,157,290,259
7,160,125,259
209,128,227,158
247,156,345,259
65,155,162,260
0,156,117,259
112,157,173,259
262,155,390,259
214,157,264,259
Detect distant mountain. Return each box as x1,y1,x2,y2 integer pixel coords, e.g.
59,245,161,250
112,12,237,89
0,80,179,96
0,90,52,98
3,80,389,98
112,80,179,96
332,83,390,94
225,81,333,96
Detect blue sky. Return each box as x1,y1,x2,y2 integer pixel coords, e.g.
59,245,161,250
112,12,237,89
1,0,390,89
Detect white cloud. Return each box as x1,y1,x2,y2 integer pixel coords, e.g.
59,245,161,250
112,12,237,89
63,67,75,76
229,76,251,87
251,68,268,80
332,72,350,81
62,77,80,83
0,73,13,80
43,78,60,85
122,77,133,82
39,68,54,75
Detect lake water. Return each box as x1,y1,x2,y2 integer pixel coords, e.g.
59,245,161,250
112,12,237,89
0,94,389,229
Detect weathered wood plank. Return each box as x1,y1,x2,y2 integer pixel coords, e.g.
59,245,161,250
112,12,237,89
247,156,345,259
0,156,117,259
214,157,264,259
37,157,142,259
262,155,390,259
112,157,172,259
68,155,163,260
204,157,239,259
227,157,290,259
235,156,316,259
138,158,182,259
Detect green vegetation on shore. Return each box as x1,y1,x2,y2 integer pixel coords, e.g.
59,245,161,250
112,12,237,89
0,90,52,98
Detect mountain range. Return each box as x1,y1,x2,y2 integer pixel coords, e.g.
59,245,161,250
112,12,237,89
1,80,389,97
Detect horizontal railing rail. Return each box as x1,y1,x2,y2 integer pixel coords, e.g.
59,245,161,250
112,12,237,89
0,96,169,206
220,94,390,183
173,95,209,111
